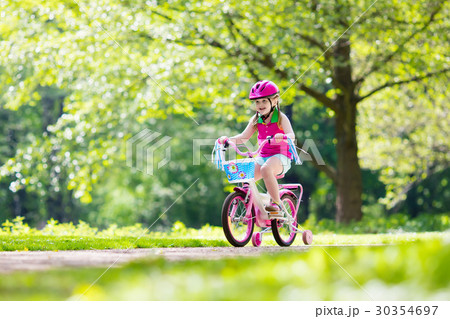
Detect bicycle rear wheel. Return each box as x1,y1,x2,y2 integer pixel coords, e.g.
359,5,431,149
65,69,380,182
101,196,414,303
271,194,298,246
222,191,254,247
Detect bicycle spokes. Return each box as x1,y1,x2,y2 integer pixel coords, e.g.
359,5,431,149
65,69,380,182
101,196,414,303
222,192,254,246
271,194,298,246
229,200,249,238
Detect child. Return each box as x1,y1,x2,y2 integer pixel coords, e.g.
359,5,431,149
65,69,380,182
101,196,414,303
219,80,296,215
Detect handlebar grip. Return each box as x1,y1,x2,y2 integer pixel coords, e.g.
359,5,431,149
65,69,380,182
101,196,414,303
218,136,229,146
266,135,288,143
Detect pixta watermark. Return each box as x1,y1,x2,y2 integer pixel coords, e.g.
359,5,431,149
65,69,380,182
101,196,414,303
126,133,326,175
126,129,172,175
193,138,326,166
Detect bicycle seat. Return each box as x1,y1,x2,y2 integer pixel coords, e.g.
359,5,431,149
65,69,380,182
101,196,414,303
276,174,285,179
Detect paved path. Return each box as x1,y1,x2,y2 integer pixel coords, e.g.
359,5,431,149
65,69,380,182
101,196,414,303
0,245,384,273
0,247,309,273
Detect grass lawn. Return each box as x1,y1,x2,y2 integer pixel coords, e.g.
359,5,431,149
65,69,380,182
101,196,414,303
1,217,448,251
0,232,448,251
0,235,228,251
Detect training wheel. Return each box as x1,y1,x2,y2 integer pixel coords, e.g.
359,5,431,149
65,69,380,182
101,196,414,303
252,232,262,247
302,230,313,245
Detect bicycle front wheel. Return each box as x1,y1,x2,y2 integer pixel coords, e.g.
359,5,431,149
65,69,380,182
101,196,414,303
271,194,298,246
221,191,254,247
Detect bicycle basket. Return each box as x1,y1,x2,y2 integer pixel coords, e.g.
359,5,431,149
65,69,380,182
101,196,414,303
223,158,255,183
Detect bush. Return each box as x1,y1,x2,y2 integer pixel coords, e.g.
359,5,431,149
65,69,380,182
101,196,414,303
1,213,448,238
303,213,450,234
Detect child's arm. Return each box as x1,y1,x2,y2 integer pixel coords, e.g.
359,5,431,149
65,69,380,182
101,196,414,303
221,116,256,144
275,113,296,142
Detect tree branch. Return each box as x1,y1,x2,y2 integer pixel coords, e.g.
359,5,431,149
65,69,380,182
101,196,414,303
272,22,332,63
315,161,338,184
301,142,338,183
147,7,335,111
356,3,444,84
224,14,288,77
358,67,450,102
389,163,449,213
298,84,338,112
148,9,173,21
294,32,327,52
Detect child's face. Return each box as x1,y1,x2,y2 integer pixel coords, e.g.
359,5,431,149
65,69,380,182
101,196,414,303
254,97,277,115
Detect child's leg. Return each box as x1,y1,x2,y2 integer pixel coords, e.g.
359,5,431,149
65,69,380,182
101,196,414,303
260,157,284,204
254,163,263,181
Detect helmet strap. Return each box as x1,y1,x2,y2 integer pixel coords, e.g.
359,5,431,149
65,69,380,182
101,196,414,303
257,96,278,122
259,105,275,122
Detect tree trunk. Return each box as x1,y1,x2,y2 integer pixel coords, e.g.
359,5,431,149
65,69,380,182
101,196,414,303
334,100,362,222
333,38,363,223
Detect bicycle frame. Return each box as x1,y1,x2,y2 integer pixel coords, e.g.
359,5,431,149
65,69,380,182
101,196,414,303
222,139,305,231
216,137,313,246
235,180,304,228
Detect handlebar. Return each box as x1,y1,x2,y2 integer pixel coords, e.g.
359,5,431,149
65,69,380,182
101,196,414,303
220,136,285,158
213,135,303,169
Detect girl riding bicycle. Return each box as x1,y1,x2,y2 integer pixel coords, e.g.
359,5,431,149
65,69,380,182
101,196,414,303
219,80,296,216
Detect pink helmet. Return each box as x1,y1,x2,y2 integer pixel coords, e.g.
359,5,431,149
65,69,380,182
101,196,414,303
249,80,279,100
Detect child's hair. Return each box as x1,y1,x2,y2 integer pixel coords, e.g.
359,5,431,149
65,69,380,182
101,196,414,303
251,94,282,129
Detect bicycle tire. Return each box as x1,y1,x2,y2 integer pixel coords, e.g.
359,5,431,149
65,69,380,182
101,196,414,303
221,191,254,247
271,194,298,246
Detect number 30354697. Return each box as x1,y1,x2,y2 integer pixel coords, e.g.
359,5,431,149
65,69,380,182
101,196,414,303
376,306,438,316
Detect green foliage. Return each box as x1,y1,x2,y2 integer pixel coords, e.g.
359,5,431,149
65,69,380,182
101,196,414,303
2,231,448,251
304,213,450,234
0,235,227,251
0,239,448,300
359,77,450,207
0,216,32,235
312,232,449,246
0,0,448,226
0,218,229,251
3,216,448,238
168,220,224,239
1,218,448,251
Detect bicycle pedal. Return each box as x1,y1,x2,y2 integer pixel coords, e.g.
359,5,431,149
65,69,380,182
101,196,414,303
266,211,284,219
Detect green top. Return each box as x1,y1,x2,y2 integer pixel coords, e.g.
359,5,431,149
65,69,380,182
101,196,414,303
257,107,279,124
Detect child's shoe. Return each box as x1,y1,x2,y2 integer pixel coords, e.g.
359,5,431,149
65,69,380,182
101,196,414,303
265,202,283,218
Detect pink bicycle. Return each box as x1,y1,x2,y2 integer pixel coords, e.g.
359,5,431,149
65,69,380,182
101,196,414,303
213,136,313,247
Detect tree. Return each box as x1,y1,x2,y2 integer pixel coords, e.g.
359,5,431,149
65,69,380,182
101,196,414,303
358,76,449,212
147,0,449,222
1,0,448,224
